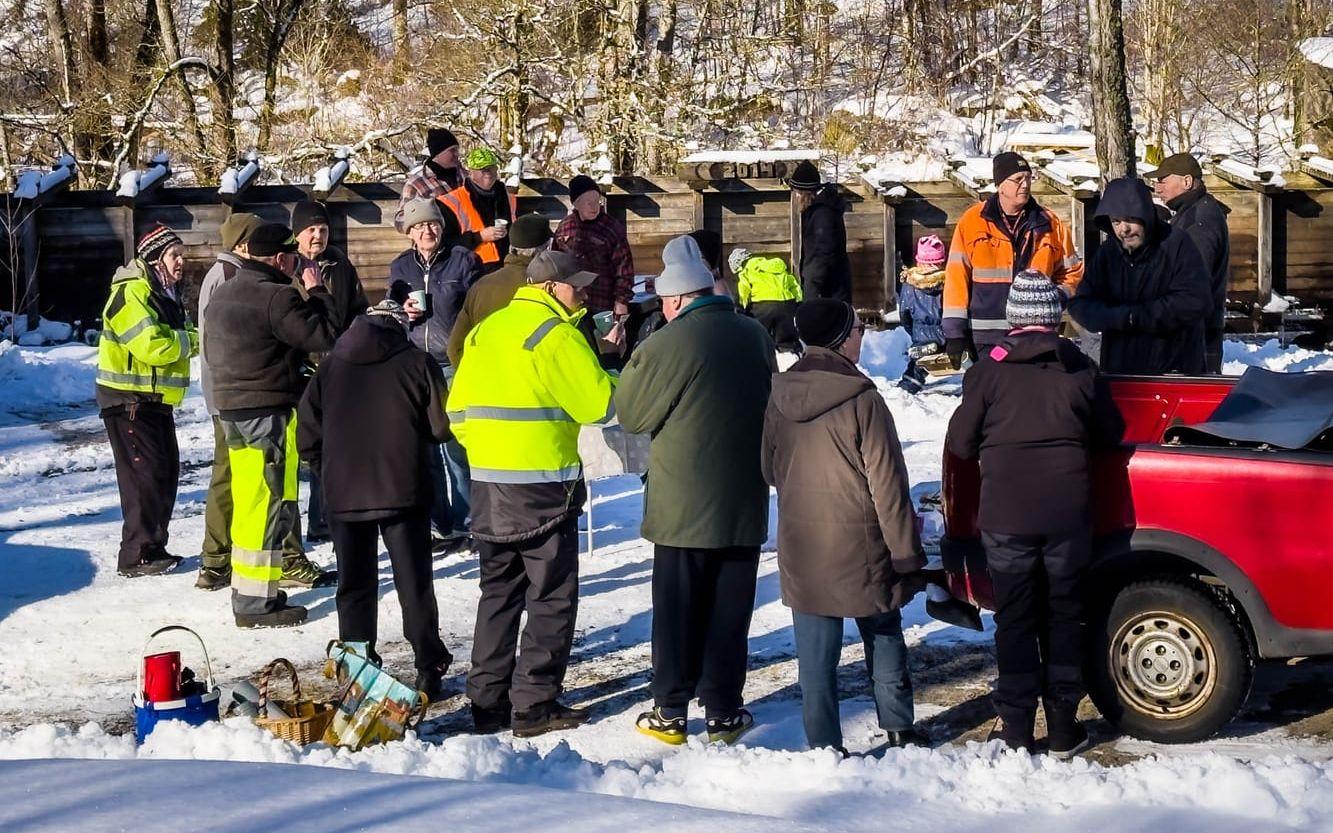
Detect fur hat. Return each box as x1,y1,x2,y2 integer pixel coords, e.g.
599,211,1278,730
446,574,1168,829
1005,270,1064,329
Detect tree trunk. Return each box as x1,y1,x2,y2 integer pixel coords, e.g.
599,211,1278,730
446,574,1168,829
257,0,307,150
391,0,409,78
41,0,78,155
1087,0,1135,181
154,0,212,168
215,0,238,164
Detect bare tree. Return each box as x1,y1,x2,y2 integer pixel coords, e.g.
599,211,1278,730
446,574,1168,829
1088,0,1135,179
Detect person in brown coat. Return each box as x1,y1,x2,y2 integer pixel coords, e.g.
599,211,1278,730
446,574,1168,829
761,298,929,754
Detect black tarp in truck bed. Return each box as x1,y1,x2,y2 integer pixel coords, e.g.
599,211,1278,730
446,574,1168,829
1163,367,1333,451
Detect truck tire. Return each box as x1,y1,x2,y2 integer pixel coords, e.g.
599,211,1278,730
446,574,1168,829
1088,577,1253,744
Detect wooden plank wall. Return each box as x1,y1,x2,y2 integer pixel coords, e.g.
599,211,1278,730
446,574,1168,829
21,173,1333,327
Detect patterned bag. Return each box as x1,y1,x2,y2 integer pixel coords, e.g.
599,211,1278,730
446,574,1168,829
321,640,427,750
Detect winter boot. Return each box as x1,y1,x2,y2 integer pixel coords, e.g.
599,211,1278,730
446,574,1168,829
280,555,337,588
987,708,1036,754
194,563,231,591
706,708,754,745
415,657,453,703
1044,701,1091,760
511,700,590,738
235,602,308,629
884,727,930,748
635,706,688,745
471,700,513,734
431,531,471,555
118,553,182,578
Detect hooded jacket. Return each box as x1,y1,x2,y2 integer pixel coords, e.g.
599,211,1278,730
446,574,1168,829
198,252,245,415
1167,184,1230,342
945,330,1125,535
203,258,340,416
761,347,926,617
799,186,853,303
1069,178,1212,376
387,244,483,366
297,314,452,518
899,265,945,348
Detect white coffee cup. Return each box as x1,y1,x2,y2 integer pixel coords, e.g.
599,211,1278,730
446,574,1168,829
494,218,509,234
407,289,427,309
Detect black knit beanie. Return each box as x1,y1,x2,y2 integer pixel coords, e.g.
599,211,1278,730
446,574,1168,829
291,200,330,234
795,299,856,349
568,175,601,203
427,128,459,158
787,160,821,191
992,152,1031,185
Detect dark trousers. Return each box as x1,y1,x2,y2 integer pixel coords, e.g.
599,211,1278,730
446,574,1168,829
104,403,179,570
201,416,303,569
306,467,328,538
749,300,801,352
331,509,449,672
467,516,580,712
982,529,1091,719
651,545,760,717
1205,326,1223,374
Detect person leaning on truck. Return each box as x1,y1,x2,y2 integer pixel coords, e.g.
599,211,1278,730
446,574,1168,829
945,270,1125,757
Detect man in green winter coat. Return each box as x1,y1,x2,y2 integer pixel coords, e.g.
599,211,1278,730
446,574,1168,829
615,234,777,746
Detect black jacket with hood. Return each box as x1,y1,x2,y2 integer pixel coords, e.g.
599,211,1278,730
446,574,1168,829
1167,184,1230,364
946,330,1125,535
296,314,452,519
1069,178,1211,376
799,186,853,303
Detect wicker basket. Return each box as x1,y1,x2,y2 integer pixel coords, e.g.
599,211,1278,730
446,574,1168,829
253,658,336,746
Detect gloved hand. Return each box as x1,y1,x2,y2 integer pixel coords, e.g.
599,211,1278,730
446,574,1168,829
944,337,969,370
889,569,929,610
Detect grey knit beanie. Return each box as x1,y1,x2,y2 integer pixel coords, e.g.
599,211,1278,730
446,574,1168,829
367,299,410,332
1005,270,1064,328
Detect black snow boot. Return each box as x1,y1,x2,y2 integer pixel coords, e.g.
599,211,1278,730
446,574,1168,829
235,602,308,629
1044,700,1091,759
511,700,590,738
415,657,453,703
884,727,930,748
471,700,513,734
988,707,1036,754
119,553,182,578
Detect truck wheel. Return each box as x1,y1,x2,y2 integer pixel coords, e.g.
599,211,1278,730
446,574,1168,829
1088,577,1253,744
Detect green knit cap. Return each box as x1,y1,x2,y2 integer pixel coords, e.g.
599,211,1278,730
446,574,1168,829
464,147,501,170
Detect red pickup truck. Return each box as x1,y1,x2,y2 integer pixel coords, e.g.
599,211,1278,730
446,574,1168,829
941,370,1333,743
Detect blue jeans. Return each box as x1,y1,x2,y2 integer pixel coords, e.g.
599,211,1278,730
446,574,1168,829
427,443,454,537
792,609,914,750
439,363,470,535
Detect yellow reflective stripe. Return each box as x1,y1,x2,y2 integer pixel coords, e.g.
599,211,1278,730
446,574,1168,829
96,369,188,389
283,414,299,499
464,405,574,422
103,316,158,344
523,318,562,351
175,329,189,359
471,464,583,484
232,555,283,582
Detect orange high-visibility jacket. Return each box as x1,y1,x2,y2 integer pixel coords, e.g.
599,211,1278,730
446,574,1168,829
437,185,518,265
943,198,1083,345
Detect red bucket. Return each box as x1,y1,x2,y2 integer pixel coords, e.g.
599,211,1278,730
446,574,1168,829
143,651,182,702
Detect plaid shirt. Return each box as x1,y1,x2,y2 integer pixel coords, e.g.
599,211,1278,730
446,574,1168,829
395,162,465,232
553,211,635,313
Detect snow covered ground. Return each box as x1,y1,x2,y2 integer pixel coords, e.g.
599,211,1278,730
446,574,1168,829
2,331,1333,832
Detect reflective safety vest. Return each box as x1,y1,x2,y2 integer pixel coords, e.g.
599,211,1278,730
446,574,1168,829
96,259,197,406
737,255,803,308
437,184,518,265
447,285,615,484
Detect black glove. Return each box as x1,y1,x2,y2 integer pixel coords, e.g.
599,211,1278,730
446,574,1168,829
944,337,969,370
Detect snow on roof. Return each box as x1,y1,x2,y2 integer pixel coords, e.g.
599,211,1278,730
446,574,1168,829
1303,155,1333,178
1300,37,1333,69
1213,157,1286,188
1039,157,1101,190
679,149,820,164
949,157,997,193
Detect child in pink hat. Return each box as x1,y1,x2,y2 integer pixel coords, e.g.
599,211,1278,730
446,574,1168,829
898,234,948,390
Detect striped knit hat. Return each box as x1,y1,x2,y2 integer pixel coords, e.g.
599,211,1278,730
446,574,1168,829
1005,269,1064,328
137,224,183,264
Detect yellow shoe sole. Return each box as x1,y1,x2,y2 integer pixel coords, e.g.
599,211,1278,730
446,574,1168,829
636,724,687,745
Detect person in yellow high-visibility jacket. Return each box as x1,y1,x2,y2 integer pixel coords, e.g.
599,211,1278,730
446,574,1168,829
730,247,803,352
96,224,198,578
448,249,615,739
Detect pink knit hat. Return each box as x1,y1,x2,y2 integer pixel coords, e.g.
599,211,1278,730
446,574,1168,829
915,235,946,267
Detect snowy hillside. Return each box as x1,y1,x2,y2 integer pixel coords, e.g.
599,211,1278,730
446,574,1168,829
2,332,1333,832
